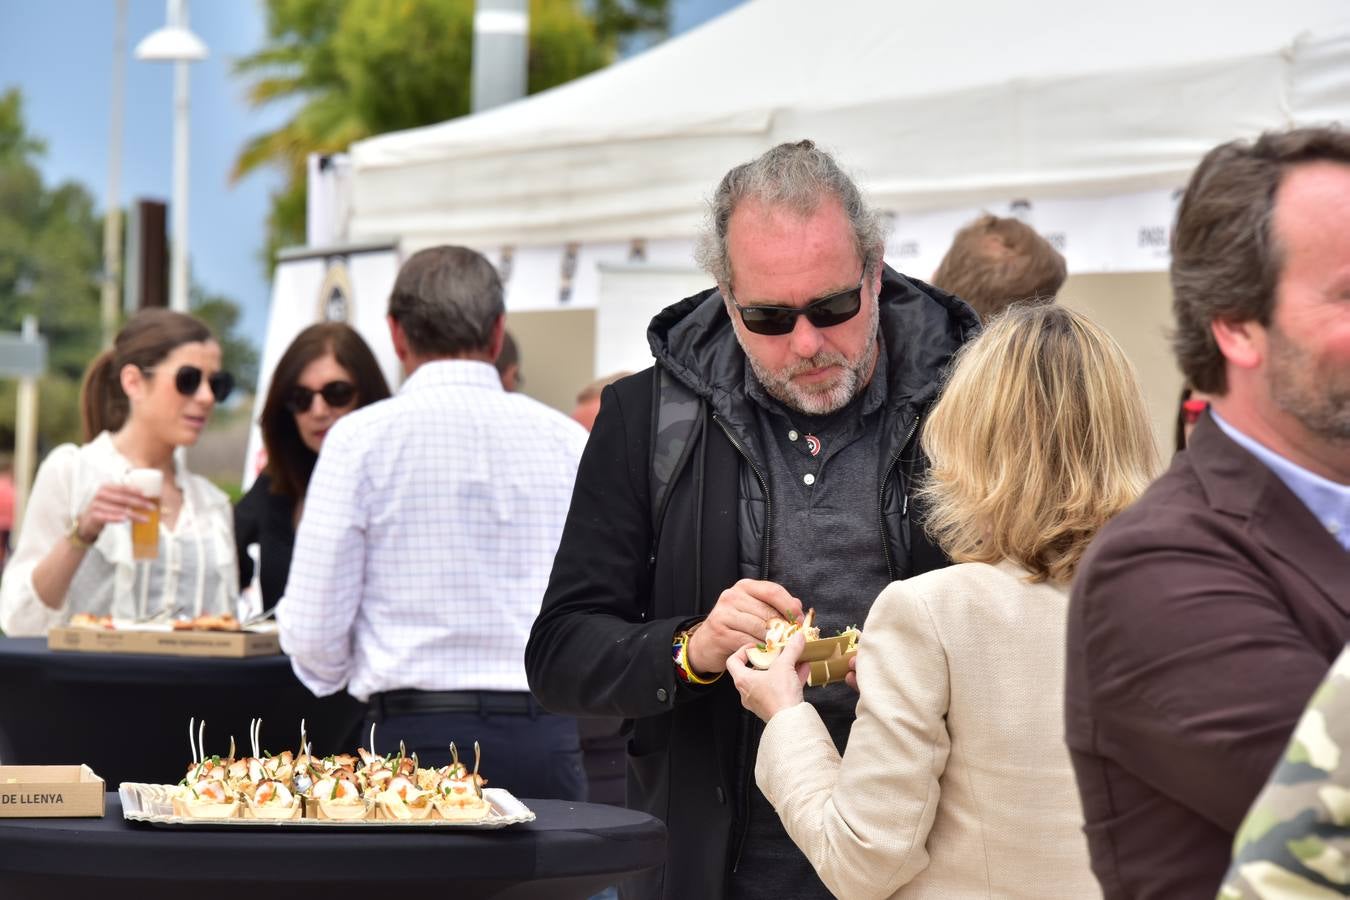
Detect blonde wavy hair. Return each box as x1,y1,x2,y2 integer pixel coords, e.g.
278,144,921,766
919,304,1159,584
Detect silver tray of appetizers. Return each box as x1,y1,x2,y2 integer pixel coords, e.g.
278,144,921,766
120,782,536,830
120,718,535,830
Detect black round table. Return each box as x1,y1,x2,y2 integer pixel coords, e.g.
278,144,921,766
0,638,365,785
0,794,665,900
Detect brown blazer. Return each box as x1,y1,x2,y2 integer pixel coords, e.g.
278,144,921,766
1065,413,1349,900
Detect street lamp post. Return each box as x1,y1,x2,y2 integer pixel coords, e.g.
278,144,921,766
134,0,207,314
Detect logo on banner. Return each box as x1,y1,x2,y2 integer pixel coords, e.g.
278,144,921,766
317,258,354,322
558,242,580,305
894,240,920,259
1137,226,1168,249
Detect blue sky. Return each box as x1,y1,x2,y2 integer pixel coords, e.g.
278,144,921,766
0,0,741,350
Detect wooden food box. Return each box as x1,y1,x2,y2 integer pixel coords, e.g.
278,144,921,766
48,626,281,659
0,765,105,817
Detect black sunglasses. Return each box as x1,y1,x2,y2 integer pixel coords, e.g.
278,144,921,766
728,267,868,336
284,380,357,414
144,365,234,403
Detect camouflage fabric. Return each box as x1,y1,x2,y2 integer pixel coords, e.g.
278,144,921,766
1218,644,1350,899
649,365,702,532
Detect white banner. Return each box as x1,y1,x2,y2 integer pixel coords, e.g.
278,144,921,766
491,237,703,311
478,187,1189,315
885,187,1183,281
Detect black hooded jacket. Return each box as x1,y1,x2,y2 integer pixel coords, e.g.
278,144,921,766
526,265,978,898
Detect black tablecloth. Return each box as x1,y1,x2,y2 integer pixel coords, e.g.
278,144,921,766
0,638,364,785
0,794,665,900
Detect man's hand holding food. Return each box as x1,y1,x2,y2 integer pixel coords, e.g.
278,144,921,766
685,578,803,676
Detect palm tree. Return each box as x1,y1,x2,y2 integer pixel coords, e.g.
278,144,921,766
232,0,669,268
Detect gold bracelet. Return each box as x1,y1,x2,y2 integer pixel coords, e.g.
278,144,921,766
679,626,723,685
66,520,93,550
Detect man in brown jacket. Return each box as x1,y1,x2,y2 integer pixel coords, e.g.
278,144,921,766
1065,126,1350,899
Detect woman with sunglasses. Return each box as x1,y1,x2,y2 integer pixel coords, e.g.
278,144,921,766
0,309,239,636
235,323,390,610
727,305,1159,899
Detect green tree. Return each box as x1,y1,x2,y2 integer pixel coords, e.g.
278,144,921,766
0,90,102,381
192,285,260,392
0,88,103,452
233,0,669,267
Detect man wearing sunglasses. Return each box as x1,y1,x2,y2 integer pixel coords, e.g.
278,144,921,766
527,140,979,900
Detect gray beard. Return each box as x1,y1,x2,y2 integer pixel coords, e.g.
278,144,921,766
737,304,881,416
1268,325,1350,442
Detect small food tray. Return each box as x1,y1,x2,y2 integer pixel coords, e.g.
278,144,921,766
799,632,858,663
119,782,535,830
0,765,106,818
803,631,859,687
49,625,281,659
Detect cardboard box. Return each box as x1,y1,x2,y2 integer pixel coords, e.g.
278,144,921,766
47,626,281,659
0,765,105,817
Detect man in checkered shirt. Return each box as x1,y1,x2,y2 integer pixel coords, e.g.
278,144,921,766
278,245,590,800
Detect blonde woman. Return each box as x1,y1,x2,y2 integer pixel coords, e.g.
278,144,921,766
0,309,239,636
728,304,1158,900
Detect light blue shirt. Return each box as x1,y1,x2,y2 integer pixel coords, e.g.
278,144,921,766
1212,410,1350,552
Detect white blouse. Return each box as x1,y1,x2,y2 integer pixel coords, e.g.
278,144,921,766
0,432,238,636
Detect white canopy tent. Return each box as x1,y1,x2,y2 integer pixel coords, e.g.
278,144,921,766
347,0,1350,255
257,0,1350,461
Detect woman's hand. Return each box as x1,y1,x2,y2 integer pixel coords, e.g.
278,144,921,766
75,483,155,544
727,632,809,723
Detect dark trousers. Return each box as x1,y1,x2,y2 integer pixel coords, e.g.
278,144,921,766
364,696,586,802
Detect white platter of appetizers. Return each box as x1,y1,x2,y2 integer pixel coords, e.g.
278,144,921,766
119,782,535,829
118,717,535,829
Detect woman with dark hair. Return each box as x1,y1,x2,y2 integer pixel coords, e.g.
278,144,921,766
0,309,238,635
235,322,390,609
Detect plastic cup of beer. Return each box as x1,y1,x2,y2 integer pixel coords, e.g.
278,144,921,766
125,469,163,561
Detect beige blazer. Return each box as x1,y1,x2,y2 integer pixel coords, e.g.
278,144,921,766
756,560,1101,900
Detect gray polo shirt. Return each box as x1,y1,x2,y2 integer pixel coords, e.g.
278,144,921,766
730,347,893,898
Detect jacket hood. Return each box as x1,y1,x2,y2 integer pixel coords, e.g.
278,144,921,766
647,263,979,420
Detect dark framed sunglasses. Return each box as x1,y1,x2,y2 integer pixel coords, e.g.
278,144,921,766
144,365,234,403
284,380,357,414
728,266,868,336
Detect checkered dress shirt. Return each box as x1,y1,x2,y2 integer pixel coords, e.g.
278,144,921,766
277,359,588,702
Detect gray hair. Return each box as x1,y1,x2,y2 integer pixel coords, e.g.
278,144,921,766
694,140,886,287
387,246,504,357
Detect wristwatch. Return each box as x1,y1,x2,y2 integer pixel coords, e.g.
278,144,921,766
66,519,93,550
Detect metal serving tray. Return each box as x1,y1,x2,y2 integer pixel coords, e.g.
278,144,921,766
119,782,535,830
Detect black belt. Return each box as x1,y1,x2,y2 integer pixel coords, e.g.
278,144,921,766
368,689,538,719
